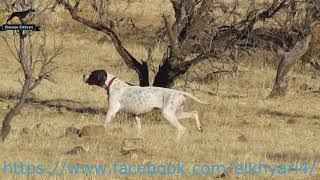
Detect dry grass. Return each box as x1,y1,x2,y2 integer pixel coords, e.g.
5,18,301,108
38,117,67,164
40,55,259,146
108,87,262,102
0,0,320,179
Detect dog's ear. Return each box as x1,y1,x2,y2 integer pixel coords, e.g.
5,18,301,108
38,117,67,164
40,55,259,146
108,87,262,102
96,70,108,87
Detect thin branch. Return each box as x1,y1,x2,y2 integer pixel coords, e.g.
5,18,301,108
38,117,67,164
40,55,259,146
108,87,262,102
57,0,150,86
1,35,19,61
163,15,177,48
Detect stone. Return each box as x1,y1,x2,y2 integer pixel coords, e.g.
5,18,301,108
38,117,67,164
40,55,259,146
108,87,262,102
66,146,86,155
79,125,106,137
120,138,144,155
65,127,80,137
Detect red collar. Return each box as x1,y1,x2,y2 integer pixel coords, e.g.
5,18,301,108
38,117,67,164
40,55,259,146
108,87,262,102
107,77,117,89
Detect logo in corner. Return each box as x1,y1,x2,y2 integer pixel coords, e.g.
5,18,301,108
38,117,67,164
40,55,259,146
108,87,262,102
0,8,40,31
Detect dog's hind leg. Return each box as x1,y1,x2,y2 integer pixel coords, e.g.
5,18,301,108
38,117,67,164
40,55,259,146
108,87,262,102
176,110,203,132
162,95,186,140
174,95,203,132
162,110,185,140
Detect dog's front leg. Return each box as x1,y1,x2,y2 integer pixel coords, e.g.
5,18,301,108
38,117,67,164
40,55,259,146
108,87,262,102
104,103,120,128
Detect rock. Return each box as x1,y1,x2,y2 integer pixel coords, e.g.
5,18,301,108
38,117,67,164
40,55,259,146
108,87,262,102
79,125,106,137
121,138,144,155
65,127,80,137
66,146,86,155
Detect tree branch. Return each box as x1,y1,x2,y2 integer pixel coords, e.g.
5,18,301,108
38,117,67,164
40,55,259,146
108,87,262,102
57,0,149,86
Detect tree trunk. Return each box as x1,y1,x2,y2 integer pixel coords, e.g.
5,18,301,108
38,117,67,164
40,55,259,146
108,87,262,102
269,35,312,98
153,59,176,88
107,32,149,86
1,78,31,142
153,56,195,88
1,30,31,142
56,0,150,86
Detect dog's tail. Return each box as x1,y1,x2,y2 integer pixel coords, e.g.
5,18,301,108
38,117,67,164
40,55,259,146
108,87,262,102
149,86,210,104
180,91,209,104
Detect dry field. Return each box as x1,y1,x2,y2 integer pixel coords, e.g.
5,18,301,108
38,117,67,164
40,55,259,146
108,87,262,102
0,0,320,179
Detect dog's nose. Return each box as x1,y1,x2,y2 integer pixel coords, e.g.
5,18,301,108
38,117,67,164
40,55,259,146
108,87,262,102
83,75,89,83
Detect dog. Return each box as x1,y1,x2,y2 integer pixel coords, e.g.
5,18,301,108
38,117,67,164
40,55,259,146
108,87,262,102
6,8,35,25
83,70,208,139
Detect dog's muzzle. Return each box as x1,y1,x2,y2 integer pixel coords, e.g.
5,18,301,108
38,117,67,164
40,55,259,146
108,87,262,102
83,74,89,83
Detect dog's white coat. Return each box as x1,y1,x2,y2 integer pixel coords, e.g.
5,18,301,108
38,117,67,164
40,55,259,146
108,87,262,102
97,73,207,139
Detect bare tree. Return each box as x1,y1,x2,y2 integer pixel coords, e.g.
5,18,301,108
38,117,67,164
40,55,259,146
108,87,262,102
0,0,62,141
268,0,319,97
270,35,312,97
56,0,292,86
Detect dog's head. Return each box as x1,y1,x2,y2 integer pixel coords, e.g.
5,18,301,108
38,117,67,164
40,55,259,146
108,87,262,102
83,70,108,87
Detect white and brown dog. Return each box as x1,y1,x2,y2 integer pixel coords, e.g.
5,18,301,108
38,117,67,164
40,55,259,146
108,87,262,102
83,70,208,139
